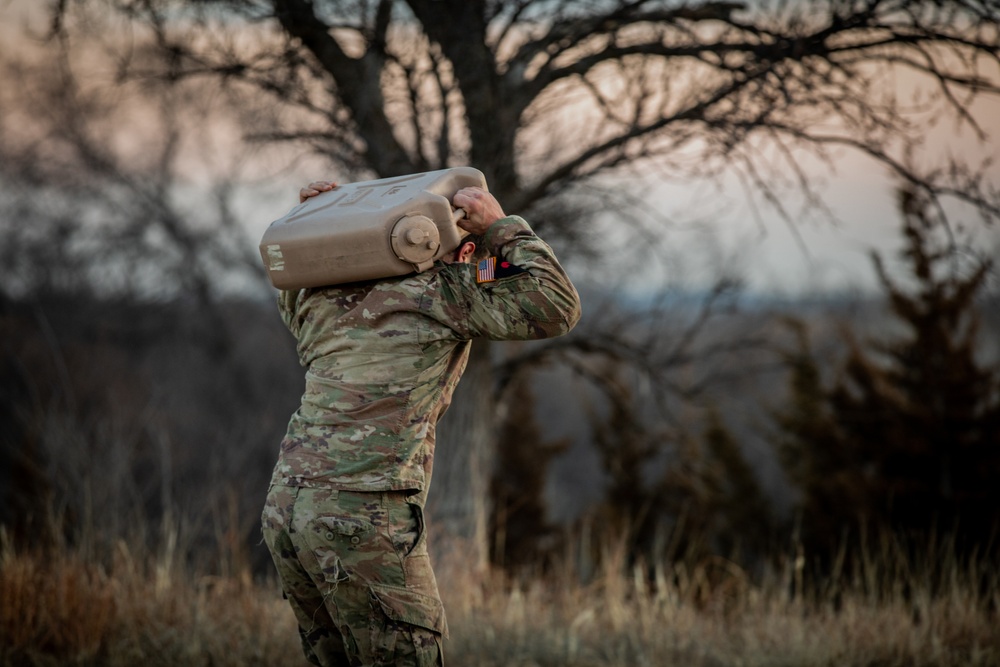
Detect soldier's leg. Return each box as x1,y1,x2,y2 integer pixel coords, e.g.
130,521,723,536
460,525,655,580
262,485,351,666
297,489,446,666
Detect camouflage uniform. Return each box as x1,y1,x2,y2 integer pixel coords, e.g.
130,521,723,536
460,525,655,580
261,216,580,666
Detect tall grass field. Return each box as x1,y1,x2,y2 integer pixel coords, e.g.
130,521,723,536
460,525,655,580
2,528,997,667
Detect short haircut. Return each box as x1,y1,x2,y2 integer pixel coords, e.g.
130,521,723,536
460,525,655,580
464,233,490,261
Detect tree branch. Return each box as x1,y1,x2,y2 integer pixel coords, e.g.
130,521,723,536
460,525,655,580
272,0,414,176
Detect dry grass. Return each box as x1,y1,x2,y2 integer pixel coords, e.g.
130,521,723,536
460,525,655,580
2,533,997,667
0,538,303,667
437,534,1000,667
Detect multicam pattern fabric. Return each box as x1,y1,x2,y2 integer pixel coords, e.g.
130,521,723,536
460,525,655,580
264,214,579,666
262,486,445,666
269,216,581,506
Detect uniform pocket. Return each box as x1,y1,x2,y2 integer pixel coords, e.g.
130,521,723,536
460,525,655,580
388,498,425,559
368,582,447,637
368,583,445,666
316,516,373,545
305,515,376,583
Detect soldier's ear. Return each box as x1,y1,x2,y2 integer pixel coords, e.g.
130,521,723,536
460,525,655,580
457,241,477,264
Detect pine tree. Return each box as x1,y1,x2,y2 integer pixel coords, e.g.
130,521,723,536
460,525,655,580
774,321,869,555
776,187,1000,557
702,408,773,557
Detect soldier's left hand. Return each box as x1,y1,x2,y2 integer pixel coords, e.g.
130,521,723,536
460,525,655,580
299,180,338,203
453,187,506,235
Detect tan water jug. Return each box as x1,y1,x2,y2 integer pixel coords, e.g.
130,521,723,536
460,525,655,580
259,167,487,289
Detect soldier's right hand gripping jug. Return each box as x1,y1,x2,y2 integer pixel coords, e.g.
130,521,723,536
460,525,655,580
259,167,487,290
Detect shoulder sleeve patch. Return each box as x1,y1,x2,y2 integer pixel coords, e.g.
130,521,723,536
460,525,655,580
476,256,527,284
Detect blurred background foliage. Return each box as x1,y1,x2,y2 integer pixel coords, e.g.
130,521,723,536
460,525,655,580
1,0,999,585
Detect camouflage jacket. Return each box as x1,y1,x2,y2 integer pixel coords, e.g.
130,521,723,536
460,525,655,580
270,216,581,503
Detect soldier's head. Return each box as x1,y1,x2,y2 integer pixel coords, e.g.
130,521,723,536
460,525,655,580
447,234,488,264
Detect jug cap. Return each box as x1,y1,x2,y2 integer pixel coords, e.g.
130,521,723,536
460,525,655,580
391,214,442,270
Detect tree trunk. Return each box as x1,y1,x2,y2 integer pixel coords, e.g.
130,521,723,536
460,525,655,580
425,339,495,572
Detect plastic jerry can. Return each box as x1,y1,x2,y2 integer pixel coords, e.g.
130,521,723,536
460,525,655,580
259,167,487,290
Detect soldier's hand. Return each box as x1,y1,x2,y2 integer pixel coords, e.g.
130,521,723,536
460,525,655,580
299,180,338,203
453,187,506,235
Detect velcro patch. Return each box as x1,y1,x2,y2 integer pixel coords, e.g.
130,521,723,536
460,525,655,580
476,257,526,284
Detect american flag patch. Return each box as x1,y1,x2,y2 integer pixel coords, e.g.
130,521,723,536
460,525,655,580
476,256,496,283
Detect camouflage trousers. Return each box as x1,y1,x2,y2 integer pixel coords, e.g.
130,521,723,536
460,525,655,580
261,485,447,667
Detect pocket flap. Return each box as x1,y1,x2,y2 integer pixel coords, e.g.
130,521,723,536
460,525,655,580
369,583,448,637
318,516,371,536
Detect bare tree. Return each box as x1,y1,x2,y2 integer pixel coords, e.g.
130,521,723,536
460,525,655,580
39,0,1000,565
0,25,296,560
0,25,265,309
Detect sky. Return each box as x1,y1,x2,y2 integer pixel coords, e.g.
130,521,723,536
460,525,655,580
663,145,1000,296
713,124,1000,296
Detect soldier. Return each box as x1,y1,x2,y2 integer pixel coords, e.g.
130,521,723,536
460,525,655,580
261,180,581,666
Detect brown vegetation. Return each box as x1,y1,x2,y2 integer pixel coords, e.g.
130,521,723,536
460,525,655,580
2,529,997,667
0,538,301,667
